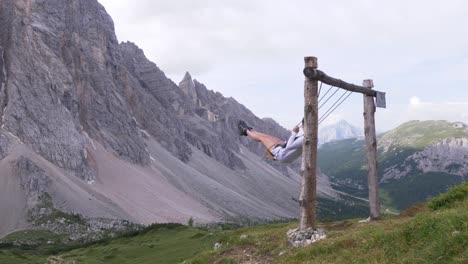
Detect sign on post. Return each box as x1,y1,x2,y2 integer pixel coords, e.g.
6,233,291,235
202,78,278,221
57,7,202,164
376,91,386,108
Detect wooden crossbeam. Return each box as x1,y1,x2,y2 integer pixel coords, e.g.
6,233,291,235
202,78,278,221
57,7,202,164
303,67,380,97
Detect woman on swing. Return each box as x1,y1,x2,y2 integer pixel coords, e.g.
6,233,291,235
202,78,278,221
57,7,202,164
238,120,304,163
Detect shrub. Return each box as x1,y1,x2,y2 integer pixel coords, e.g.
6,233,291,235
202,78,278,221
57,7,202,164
0,242,14,249
428,182,468,210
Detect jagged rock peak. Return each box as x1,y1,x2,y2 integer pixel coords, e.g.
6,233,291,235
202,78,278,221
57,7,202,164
120,41,143,55
192,79,226,100
319,120,362,145
179,71,197,102
182,71,192,82
120,41,138,47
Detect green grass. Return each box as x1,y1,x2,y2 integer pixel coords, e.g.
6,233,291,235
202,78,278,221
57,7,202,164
0,224,224,264
0,250,47,264
60,225,223,264
1,230,65,243
428,182,468,210
276,204,467,264
191,184,468,263
1,184,467,264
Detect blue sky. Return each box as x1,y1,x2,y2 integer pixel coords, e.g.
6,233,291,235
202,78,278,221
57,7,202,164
100,0,468,131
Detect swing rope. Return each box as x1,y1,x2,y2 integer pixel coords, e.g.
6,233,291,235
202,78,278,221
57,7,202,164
319,91,353,125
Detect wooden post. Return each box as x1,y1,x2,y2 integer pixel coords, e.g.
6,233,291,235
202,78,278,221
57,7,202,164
299,56,318,229
363,79,380,220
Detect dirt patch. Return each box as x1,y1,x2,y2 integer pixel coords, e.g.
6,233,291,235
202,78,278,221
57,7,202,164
399,203,427,217
321,220,354,231
217,245,274,264
48,256,75,264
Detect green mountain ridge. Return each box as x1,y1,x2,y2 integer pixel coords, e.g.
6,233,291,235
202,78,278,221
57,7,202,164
319,120,468,211
379,120,468,149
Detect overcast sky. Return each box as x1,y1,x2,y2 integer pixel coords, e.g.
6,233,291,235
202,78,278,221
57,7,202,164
100,0,468,131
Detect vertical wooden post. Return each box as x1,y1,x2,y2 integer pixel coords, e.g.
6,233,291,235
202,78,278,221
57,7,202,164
299,56,318,230
363,79,380,220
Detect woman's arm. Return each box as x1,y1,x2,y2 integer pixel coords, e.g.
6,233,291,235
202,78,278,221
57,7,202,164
284,134,303,151
284,125,303,151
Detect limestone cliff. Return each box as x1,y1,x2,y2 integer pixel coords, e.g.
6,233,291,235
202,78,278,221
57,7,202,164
0,0,341,238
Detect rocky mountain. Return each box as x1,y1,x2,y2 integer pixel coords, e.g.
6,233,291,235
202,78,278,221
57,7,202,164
0,0,347,238
319,120,468,211
318,120,362,145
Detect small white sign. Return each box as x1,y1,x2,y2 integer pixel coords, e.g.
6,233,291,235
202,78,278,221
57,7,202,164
376,91,386,108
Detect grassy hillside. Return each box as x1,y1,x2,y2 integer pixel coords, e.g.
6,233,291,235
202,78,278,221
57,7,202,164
1,183,466,264
0,223,224,264
190,183,467,263
379,120,467,149
318,120,468,211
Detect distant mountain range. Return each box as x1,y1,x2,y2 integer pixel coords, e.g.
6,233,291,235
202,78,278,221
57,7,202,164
318,120,362,145
319,120,468,211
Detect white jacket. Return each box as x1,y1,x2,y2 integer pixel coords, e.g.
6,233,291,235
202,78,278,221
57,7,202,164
271,131,303,163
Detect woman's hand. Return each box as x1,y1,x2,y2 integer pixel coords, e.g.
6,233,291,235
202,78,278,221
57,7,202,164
292,125,299,133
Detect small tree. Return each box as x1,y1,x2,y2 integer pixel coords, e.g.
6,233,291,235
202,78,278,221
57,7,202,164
188,217,194,227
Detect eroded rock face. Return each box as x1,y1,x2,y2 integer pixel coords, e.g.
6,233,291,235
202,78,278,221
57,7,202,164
382,137,468,182
119,42,294,170
0,133,10,160
179,73,298,171
0,0,302,178
0,0,351,237
0,46,6,123
14,156,51,210
118,42,192,162
0,0,152,180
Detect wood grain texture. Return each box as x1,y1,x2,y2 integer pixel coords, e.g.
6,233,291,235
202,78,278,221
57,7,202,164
362,79,381,220
304,67,379,96
299,57,318,229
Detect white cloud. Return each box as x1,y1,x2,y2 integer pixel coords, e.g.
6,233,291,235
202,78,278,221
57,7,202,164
98,0,468,131
410,96,421,106
404,99,468,124
100,0,468,74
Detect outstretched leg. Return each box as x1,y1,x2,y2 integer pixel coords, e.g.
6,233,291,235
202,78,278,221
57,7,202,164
246,130,284,150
